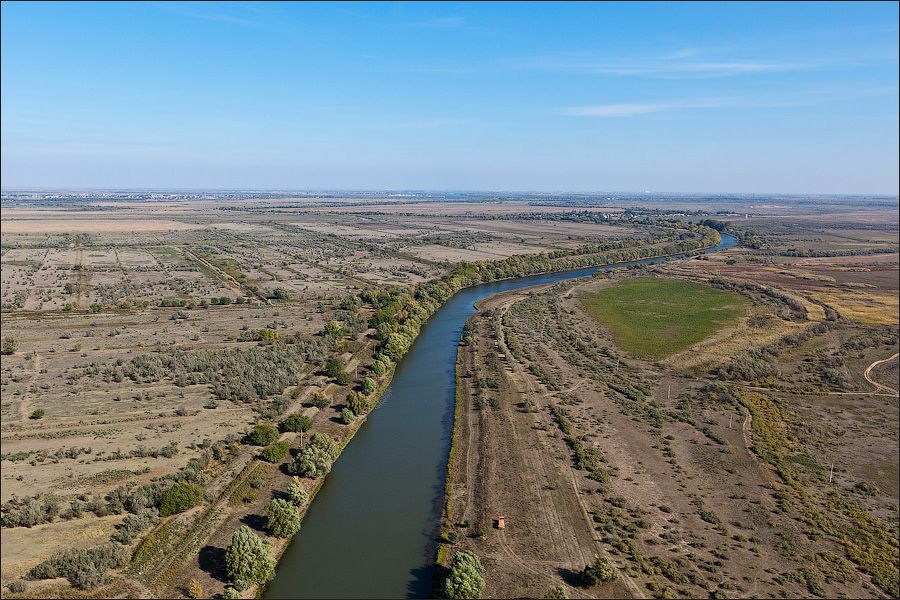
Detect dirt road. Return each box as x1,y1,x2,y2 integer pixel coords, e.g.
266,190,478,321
864,353,899,396
445,290,639,599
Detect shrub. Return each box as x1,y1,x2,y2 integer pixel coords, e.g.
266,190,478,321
188,578,204,599
443,550,485,599
282,413,312,433
1,494,62,528
257,328,279,341
159,481,204,516
323,320,347,337
28,543,128,590
362,377,377,395
112,509,158,544
29,409,44,420
2,336,18,355
341,408,355,425
581,555,617,586
247,423,278,446
309,391,330,408
8,580,26,593
222,587,241,599
225,525,275,591
286,477,309,507
267,498,301,537
545,585,568,599
259,441,291,463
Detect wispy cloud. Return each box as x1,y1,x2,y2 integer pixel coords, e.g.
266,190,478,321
413,16,467,29
148,2,264,28
561,99,729,118
562,82,900,118
522,51,813,78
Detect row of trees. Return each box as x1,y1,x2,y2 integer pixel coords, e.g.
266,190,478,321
222,477,312,593
357,224,719,367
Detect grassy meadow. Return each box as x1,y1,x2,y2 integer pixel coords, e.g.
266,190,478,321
580,278,744,359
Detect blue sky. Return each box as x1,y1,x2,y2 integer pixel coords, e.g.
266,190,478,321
1,1,898,193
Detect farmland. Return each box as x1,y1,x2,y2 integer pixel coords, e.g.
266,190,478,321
1,193,897,599
0,193,709,598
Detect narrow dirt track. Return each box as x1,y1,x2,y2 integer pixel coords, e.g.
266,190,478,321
863,353,899,396
450,291,644,598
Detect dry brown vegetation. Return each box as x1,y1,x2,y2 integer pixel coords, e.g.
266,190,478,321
442,210,898,599
0,196,654,597
2,195,897,599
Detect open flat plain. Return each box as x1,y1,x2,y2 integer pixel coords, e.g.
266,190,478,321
1,193,897,599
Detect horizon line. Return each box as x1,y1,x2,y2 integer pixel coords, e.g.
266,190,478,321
2,187,898,198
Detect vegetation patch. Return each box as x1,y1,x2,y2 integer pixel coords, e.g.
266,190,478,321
580,278,744,359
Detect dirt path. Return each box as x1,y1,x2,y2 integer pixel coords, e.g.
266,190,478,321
494,300,644,599
863,353,899,396
15,352,40,422
447,290,643,598
181,245,270,304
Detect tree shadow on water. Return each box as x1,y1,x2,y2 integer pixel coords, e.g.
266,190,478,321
408,563,439,599
198,545,227,582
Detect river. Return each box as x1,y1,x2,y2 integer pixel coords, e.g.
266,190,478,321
264,233,736,599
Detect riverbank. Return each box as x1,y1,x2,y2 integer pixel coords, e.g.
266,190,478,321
437,287,639,598
160,228,725,599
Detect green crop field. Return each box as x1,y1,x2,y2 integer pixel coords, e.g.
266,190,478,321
580,278,745,359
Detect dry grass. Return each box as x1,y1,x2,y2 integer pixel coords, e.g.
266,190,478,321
0,514,124,583
810,290,899,325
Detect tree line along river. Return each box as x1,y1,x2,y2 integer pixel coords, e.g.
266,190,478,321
263,234,737,599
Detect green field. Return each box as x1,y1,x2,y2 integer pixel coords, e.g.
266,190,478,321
580,278,744,359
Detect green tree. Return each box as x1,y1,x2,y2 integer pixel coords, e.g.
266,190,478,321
345,391,367,415
287,433,340,478
282,413,312,433
382,332,411,362
443,550,485,599
580,555,616,586
286,477,309,507
159,481,204,516
362,377,377,395
259,441,290,463
247,423,278,446
341,408,355,424
225,525,275,591
323,320,347,337
2,336,18,355
325,356,347,379
266,498,301,537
